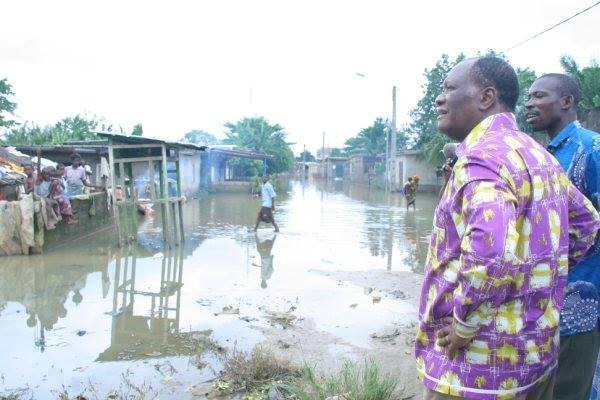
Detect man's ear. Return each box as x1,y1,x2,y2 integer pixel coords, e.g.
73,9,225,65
478,87,497,111
561,94,575,111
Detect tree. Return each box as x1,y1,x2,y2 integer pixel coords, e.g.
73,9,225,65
1,114,111,145
330,148,347,157
183,130,219,145
344,118,388,156
515,67,538,135
224,116,294,174
131,123,143,136
407,53,465,165
297,150,315,162
0,78,17,129
560,56,600,111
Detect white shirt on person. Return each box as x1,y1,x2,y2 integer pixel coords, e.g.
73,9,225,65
261,182,276,208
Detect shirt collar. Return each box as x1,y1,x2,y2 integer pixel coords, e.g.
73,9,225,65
547,120,580,150
456,113,517,157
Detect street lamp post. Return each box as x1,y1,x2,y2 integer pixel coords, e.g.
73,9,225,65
355,73,398,192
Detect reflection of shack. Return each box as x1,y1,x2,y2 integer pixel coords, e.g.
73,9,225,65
97,248,192,361
0,248,113,351
347,155,381,185
201,145,273,192
317,156,348,180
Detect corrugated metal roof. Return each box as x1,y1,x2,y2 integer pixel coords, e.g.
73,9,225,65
207,147,274,160
95,132,207,151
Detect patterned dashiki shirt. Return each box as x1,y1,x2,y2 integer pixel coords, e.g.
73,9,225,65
546,121,600,337
415,113,600,399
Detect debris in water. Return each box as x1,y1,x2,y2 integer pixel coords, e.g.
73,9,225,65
146,351,162,357
265,310,296,328
196,298,212,306
76,330,86,336
372,295,382,303
364,287,373,295
390,289,408,299
349,303,358,309
215,306,240,316
370,327,400,341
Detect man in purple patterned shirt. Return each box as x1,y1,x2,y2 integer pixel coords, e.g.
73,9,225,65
415,56,600,400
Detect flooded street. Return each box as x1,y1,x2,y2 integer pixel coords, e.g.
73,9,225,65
0,179,436,399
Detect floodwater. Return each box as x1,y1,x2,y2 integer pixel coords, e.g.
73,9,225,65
0,179,436,399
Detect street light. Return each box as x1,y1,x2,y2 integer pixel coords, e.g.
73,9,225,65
354,73,398,192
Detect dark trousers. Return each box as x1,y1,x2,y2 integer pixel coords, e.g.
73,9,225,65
554,327,600,400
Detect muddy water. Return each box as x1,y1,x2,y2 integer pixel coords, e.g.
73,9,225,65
0,180,436,398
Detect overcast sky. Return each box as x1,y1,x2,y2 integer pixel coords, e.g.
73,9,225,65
2,0,600,154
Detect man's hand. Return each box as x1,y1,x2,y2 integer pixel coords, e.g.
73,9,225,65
436,318,472,359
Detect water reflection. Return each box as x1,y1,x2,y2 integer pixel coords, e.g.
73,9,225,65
253,232,277,289
0,245,113,352
0,179,435,397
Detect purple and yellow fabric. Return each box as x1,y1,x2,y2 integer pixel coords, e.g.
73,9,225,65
415,113,600,399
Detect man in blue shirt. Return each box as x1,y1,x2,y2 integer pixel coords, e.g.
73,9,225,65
526,73,600,400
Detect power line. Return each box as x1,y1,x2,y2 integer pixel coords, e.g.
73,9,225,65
503,1,600,53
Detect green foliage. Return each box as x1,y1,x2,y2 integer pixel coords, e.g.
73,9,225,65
1,114,110,145
329,147,347,157
297,150,316,162
561,55,600,110
183,129,220,145
407,53,465,165
344,118,388,156
0,78,17,129
131,123,143,136
515,67,538,134
229,158,264,178
224,116,294,173
288,360,398,400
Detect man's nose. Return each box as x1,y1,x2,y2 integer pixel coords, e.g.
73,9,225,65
524,97,533,109
435,93,445,106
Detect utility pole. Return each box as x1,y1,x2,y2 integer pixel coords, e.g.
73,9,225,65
389,86,397,191
302,144,307,179
322,131,327,180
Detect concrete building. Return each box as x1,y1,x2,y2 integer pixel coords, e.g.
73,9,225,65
346,155,381,185
392,150,440,192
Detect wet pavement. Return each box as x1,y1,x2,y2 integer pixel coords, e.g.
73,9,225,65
0,179,436,398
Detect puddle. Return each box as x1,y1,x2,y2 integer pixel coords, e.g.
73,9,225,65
0,179,436,398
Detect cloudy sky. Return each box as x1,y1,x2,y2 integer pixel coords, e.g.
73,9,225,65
2,0,600,154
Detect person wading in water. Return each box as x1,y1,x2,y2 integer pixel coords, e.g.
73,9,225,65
254,174,279,232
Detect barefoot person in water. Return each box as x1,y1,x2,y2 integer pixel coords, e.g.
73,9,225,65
254,174,279,232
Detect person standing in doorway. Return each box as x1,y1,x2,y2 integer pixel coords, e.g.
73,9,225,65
526,73,600,400
416,56,600,400
254,174,279,232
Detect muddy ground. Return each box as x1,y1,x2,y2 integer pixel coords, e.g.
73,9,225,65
252,268,423,399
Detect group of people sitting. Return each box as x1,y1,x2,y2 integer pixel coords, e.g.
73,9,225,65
22,153,102,225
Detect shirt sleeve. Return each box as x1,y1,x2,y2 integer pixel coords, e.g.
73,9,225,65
449,175,519,339
269,184,276,198
566,175,600,267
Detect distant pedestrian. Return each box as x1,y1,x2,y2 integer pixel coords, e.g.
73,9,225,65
254,174,279,232
403,176,418,211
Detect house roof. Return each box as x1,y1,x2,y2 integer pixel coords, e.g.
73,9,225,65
207,147,274,160
95,132,207,151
